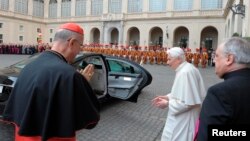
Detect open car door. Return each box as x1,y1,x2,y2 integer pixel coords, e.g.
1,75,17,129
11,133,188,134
106,57,152,102
72,54,108,99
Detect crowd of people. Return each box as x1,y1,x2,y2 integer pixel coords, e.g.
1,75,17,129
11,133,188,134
1,40,213,68
1,22,250,141
0,43,51,55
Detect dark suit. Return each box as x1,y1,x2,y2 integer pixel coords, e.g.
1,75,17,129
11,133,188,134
197,68,250,141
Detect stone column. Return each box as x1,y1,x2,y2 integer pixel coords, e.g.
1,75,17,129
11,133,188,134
103,0,109,14
57,0,62,18
143,0,149,12
44,0,49,18
119,21,124,45
166,0,173,16
71,0,76,17
86,0,91,16
122,0,128,14
100,22,105,44
28,0,33,16
193,0,201,16
9,0,15,12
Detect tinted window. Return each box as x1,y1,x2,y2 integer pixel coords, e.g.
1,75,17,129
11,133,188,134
107,59,141,74
77,56,103,70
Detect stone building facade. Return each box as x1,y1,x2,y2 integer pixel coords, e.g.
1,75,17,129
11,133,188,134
0,0,249,51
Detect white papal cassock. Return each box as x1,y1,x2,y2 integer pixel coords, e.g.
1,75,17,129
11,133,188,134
161,62,206,141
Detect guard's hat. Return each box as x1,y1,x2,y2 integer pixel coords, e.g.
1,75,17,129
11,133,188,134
59,23,84,35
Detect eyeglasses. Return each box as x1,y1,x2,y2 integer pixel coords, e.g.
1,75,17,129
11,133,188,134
74,40,83,48
67,38,83,48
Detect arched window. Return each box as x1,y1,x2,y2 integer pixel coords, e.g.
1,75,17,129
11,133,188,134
15,0,28,14
128,0,142,13
201,0,222,10
149,0,166,12
33,0,44,17
76,0,87,16
0,0,9,10
174,0,193,11
61,0,71,17
91,0,103,16
49,0,57,18
109,0,122,14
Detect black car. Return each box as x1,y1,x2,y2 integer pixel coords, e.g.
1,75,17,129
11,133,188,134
0,52,152,115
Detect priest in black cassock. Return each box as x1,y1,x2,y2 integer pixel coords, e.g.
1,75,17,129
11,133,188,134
197,37,250,141
3,23,100,141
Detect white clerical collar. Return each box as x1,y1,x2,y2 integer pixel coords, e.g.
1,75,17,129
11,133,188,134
175,61,187,72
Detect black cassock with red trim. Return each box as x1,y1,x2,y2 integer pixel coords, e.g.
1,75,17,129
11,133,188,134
3,51,100,141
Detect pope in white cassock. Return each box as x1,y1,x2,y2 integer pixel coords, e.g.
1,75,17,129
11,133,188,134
152,47,206,141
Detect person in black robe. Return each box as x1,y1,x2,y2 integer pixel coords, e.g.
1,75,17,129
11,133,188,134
196,37,250,141
3,23,100,141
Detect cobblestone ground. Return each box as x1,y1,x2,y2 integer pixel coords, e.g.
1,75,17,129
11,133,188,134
0,55,221,141
75,65,221,141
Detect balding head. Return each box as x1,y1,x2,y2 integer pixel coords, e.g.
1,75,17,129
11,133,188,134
51,23,84,63
59,22,84,35
54,23,84,42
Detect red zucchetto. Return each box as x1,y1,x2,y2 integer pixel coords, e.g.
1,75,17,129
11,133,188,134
59,23,84,35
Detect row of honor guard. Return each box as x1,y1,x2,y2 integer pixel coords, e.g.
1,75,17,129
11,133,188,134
82,45,213,68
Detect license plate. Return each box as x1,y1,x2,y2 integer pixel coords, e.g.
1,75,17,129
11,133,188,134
0,85,3,93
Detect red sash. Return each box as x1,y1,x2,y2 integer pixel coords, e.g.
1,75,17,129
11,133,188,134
15,124,76,141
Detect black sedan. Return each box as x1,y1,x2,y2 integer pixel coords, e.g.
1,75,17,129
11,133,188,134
0,52,152,115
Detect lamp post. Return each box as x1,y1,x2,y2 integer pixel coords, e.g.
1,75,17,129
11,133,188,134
166,26,169,39
229,3,245,17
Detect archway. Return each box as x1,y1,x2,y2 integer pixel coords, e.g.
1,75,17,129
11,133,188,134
110,28,119,45
173,26,189,48
90,28,100,44
200,26,218,51
127,27,140,46
149,27,163,47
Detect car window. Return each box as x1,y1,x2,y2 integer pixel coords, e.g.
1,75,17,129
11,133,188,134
78,56,103,69
107,59,141,74
83,57,101,65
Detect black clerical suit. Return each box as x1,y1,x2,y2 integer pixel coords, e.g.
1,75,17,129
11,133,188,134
197,68,250,141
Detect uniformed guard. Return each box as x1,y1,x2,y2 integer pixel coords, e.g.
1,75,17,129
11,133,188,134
193,48,200,67
200,48,208,68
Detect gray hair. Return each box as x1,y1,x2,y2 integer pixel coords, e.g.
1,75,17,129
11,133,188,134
53,29,78,41
223,37,250,65
167,47,185,61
